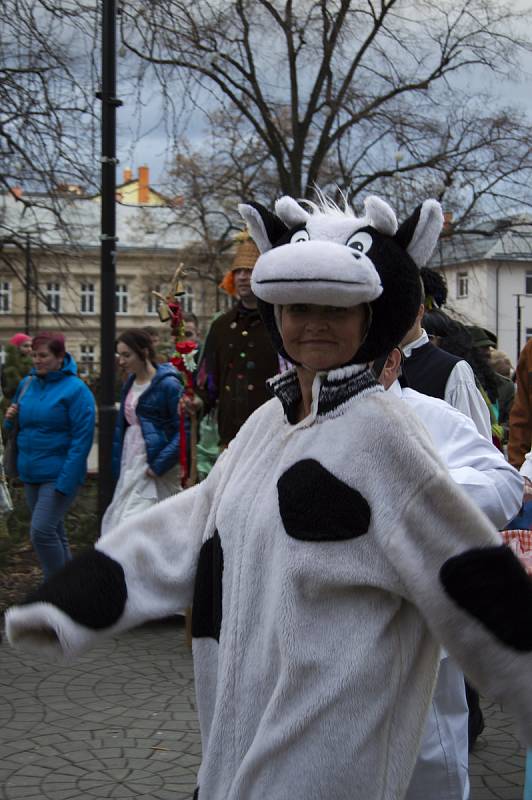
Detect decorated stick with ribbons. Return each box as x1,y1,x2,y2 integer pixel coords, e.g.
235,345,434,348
153,263,199,487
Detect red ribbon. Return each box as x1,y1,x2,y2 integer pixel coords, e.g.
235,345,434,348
170,339,198,486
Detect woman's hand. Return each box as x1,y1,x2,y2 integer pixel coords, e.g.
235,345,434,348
5,403,18,421
179,394,202,418
145,466,157,479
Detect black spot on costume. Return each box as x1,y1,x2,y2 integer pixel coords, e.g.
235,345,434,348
278,459,371,541
192,530,224,641
22,549,127,630
440,545,532,652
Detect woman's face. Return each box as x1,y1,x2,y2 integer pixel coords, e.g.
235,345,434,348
32,345,64,376
19,341,32,356
116,341,147,375
280,303,368,371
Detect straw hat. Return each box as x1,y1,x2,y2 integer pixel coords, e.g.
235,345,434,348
219,232,260,296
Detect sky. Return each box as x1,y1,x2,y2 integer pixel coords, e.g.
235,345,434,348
114,2,532,192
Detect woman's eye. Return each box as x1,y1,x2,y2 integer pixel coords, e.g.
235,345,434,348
320,306,348,317
288,304,308,313
346,231,373,254
289,229,310,244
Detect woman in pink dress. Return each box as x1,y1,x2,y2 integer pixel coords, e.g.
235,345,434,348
101,329,183,535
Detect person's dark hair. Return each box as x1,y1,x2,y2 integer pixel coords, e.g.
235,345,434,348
420,267,448,309
467,347,499,405
32,332,66,357
141,325,158,338
423,308,463,343
183,312,199,327
423,309,499,403
116,329,156,365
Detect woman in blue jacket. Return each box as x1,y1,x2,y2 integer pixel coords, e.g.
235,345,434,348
101,328,183,536
4,332,95,579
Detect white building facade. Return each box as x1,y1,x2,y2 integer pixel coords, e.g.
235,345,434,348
431,222,532,365
0,188,233,372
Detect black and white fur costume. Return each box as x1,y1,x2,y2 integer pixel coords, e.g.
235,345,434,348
6,195,532,800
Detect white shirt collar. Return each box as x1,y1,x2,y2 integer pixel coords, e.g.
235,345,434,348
388,379,403,398
401,329,429,358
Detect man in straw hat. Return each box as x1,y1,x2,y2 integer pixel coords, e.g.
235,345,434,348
196,231,279,448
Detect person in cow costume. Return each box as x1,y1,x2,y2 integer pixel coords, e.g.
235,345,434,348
6,194,532,800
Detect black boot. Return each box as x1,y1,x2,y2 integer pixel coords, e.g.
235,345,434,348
466,680,484,752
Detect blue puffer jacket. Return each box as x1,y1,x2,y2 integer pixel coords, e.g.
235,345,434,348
5,353,96,496
111,363,184,479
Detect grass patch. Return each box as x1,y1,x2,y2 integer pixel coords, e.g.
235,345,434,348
0,476,99,570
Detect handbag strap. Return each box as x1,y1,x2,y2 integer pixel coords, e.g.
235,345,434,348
16,375,33,403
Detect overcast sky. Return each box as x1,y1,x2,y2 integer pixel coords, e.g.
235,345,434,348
114,5,532,192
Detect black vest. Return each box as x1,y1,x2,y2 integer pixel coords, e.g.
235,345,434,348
401,341,462,400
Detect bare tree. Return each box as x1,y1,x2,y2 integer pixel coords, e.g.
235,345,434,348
0,0,101,318
154,109,278,306
1,0,99,197
119,0,532,228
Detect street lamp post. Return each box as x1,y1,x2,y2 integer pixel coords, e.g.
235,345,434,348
97,0,122,520
516,293,522,365
513,293,532,364
24,234,31,334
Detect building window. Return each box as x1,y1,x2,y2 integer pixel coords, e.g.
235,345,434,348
46,282,61,312
146,285,161,316
81,282,96,314
183,284,194,313
115,284,128,314
526,272,532,295
0,281,11,313
79,344,95,376
456,272,468,299
527,328,532,342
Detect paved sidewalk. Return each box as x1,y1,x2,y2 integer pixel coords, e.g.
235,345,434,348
0,617,526,799
0,619,199,800
470,701,526,800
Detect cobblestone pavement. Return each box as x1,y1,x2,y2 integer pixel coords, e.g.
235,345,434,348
470,701,525,800
0,616,526,800
0,618,199,800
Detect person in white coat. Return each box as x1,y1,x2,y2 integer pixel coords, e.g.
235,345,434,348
401,302,492,441
6,195,532,800
376,347,523,800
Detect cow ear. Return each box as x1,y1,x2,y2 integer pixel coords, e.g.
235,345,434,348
364,196,398,236
275,196,310,228
238,202,288,253
395,200,444,267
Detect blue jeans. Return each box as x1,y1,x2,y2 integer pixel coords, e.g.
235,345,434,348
24,482,76,580
506,498,532,531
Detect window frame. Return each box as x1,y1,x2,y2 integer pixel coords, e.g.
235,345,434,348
146,285,161,316
115,283,129,315
80,282,96,315
456,271,469,299
182,284,195,314
45,281,61,313
0,280,11,314
79,343,96,376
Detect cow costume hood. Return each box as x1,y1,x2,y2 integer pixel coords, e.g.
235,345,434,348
8,191,532,800
238,194,444,364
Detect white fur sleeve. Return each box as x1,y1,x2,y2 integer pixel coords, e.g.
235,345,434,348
5,455,227,661
379,464,532,745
